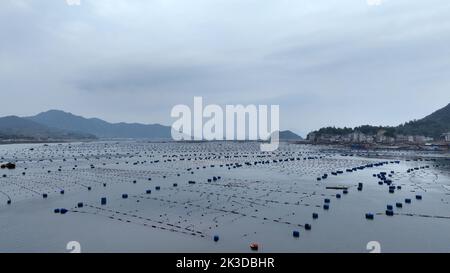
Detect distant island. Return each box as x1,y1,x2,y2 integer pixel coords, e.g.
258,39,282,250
307,103,450,148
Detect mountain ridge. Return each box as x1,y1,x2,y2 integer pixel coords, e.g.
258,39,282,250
309,102,450,139
0,115,96,140
27,110,172,139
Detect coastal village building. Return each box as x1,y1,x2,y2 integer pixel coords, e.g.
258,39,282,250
307,130,435,145
443,132,450,142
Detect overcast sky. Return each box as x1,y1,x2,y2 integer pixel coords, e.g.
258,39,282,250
1,0,449,136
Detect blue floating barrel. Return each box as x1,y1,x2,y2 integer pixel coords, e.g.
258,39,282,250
389,189,395,194
103,183,107,187
386,210,394,216
405,198,411,204
54,208,60,213
77,202,83,208
415,195,422,200
323,204,329,210
146,190,151,194
396,202,402,208
101,197,107,205
312,213,318,219
87,187,92,191
42,193,48,199
7,200,11,205
208,179,212,182
155,186,160,190
213,235,219,242
60,208,68,214
60,190,65,195
122,194,128,199
378,181,383,185
336,194,341,199
173,183,178,187
397,186,402,190
324,198,330,204
304,223,312,230
343,190,348,194
293,230,300,238
133,180,137,184
387,205,393,210
365,213,374,220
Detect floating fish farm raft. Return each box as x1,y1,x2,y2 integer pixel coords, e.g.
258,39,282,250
0,141,449,252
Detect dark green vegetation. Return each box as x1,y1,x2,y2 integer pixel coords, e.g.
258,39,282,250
396,103,450,138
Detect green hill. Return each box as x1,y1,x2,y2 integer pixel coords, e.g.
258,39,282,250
395,103,450,138
310,103,450,139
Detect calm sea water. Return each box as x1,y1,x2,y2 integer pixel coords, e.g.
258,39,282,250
0,141,449,252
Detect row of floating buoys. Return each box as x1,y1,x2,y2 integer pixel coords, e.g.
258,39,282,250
54,208,68,214
0,162,16,169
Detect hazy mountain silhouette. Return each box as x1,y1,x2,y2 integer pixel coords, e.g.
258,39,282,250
1,109,303,142
0,116,95,140
278,130,303,140
27,110,172,139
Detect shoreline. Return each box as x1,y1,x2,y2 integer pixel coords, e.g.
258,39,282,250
0,138,448,153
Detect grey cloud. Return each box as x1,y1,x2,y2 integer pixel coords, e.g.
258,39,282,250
73,63,216,92
1,0,450,135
